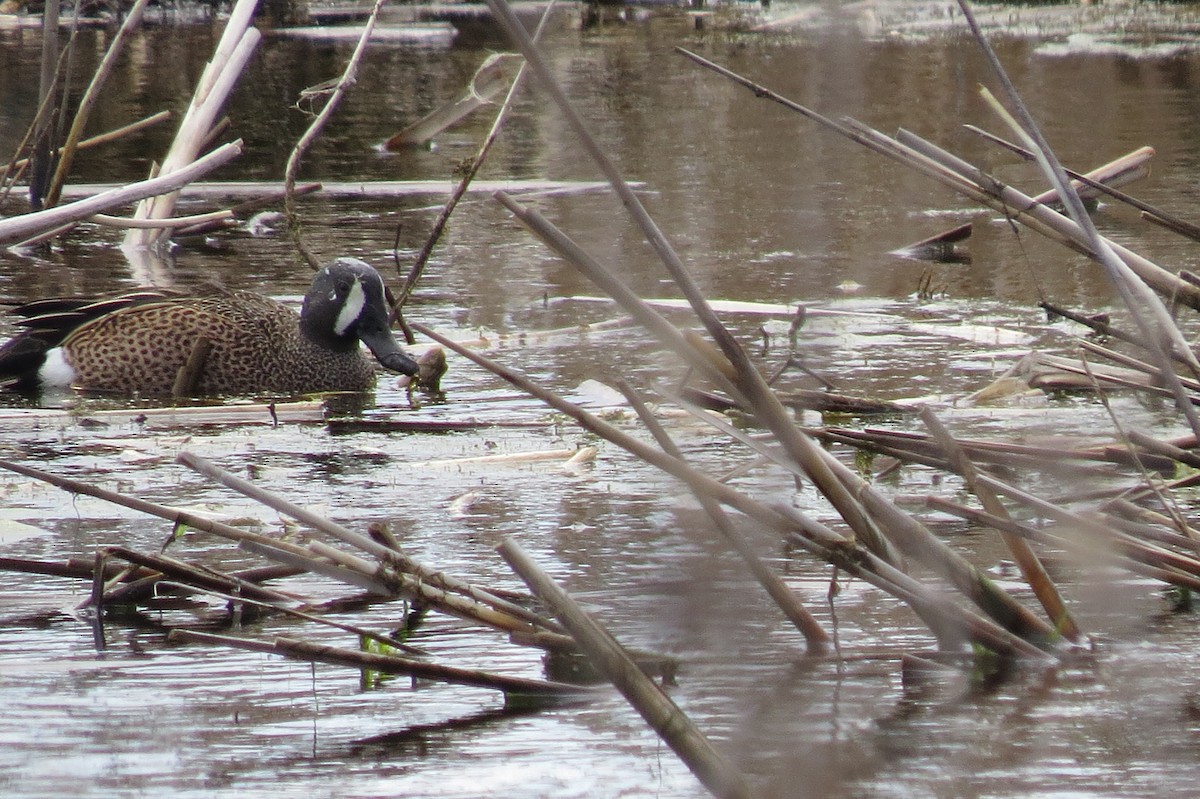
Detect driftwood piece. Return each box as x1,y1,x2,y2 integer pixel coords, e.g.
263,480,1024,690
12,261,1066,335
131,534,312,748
384,53,524,148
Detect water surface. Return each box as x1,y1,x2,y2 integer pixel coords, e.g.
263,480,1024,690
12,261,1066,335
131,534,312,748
5,3,1200,797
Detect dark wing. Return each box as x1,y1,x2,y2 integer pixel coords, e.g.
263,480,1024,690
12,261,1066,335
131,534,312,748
0,288,182,389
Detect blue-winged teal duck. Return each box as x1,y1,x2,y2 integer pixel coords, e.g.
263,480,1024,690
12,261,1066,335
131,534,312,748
0,258,420,396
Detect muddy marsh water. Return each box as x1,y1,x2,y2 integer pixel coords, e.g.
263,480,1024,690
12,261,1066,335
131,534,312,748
6,2,1200,797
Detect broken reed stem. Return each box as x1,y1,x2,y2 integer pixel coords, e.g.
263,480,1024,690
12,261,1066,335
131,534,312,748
918,407,1080,642
304,539,541,634
0,453,546,642
477,25,1050,645
488,188,1054,648
44,0,151,208
1040,301,1143,350
413,322,1048,659
157,581,428,656
125,0,260,248
392,2,556,319
1,111,171,180
170,629,588,698
615,379,831,652
965,125,1200,241
1078,339,1200,396
498,537,764,799
925,496,1200,591
176,451,560,633
95,545,301,606
975,474,1200,581
0,140,243,245
284,0,386,269
959,0,1200,441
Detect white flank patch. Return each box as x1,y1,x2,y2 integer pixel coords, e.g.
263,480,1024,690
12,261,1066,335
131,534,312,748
333,279,367,336
38,348,76,388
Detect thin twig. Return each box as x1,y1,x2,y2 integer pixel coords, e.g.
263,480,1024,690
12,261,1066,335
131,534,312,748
284,0,386,269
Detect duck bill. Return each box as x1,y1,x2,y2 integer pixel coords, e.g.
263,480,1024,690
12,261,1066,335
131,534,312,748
357,323,420,376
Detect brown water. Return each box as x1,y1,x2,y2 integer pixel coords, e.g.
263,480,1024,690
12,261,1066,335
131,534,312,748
6,2,1200,797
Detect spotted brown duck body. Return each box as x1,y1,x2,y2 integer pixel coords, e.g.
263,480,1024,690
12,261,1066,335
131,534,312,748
0,258,419,396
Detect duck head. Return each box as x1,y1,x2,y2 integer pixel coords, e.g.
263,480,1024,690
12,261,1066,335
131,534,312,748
301,258,420,376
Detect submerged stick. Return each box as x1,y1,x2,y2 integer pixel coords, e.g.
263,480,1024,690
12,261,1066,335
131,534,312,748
499,538,763,799
171,629,589,698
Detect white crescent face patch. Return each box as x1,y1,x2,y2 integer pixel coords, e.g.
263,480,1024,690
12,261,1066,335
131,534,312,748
333,277,367,337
